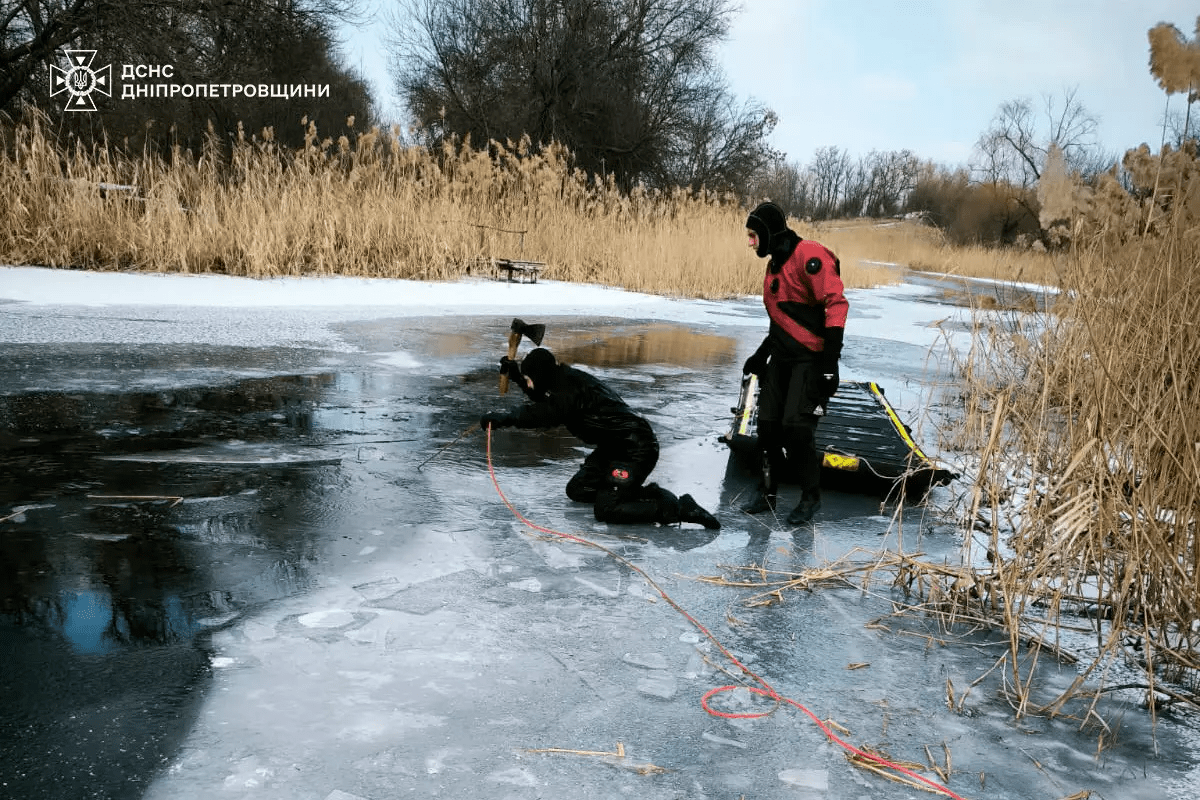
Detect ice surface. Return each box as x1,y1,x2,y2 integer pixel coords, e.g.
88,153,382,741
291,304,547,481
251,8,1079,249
3,266,1195,800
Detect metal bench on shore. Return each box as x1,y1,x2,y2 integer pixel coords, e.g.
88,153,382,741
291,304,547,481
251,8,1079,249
473,257,545,284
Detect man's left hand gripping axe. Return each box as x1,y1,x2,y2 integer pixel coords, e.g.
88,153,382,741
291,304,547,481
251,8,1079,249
499,318,546,394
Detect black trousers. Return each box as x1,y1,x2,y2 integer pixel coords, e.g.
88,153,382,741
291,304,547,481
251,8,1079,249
756,356,824,494
564,425,679,524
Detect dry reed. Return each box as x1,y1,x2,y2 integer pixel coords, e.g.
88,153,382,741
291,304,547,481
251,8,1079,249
928,151,1200,718
0,110,918,297
811,217,1062,287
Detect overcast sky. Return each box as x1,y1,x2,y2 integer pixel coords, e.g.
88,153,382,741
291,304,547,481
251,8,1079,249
343,0,1197,168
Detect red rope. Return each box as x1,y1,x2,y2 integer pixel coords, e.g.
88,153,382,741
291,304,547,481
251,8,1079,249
484,427,970,800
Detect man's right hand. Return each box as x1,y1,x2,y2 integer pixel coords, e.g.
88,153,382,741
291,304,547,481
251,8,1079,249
480,413,511,430
743,350,768,376
498,356,522,381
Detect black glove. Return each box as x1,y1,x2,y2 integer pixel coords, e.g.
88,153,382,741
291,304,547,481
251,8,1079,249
743,340,770,376
819,327,844,398
498,356,523,382
480,412,512,430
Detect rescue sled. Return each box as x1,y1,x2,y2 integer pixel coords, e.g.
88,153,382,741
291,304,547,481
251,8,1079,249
722,375,957,498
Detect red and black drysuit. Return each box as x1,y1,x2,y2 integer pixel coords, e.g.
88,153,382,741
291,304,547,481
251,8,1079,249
744,204,849,514
482,350,718,529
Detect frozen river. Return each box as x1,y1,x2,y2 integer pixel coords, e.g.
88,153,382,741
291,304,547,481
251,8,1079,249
1,266,1196,800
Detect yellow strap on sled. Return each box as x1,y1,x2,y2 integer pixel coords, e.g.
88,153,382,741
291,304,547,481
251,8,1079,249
737,374,758,436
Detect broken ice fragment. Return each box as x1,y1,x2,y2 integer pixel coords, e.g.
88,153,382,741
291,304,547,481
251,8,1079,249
622,652,669,669
637,675,677,699
778,769,829,790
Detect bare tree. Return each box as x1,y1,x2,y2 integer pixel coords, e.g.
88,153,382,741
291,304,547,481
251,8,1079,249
973,87,1101,188
746,157,812,218
669,95,778,190
807,145,852,220
861,149,920,217
388,0,775,190
971,87,1103,243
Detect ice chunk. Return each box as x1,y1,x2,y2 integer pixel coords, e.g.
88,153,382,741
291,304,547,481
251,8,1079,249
325,791,369,800
1,503,53,523
353,576,401,603
378,351,421,368
574,576,619,598
683,650,707,679
778,769,829,790
345,611,402,648
701,732,748,749
487,767,538,787
637,675,677,699
623,652,669,670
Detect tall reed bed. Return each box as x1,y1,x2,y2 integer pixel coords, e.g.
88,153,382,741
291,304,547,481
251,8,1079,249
1,112,905,296
811,217,1061,287
935,219,1200,717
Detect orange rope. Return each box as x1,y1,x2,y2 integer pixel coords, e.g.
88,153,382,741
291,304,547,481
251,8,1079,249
484,427,970,800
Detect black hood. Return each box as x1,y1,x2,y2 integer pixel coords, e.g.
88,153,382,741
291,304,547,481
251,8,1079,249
746,201,789,258
520,348,559,393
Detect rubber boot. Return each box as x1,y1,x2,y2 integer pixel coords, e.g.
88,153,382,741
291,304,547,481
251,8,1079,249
679,494,721,529
741,449,780,514
740,486,777,514
786,488,821,526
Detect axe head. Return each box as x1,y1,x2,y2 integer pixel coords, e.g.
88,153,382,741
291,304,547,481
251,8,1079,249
510,318,545,346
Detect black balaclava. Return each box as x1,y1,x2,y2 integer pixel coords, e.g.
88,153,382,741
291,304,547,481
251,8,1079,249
520,348,558,396
746,201,789,258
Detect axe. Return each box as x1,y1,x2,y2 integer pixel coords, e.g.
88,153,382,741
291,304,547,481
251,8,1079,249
499,317,546,394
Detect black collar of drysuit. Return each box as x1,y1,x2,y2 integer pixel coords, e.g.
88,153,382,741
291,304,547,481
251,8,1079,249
767,230,801,274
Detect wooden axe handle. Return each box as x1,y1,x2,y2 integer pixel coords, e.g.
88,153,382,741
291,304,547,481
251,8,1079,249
499,330,521,394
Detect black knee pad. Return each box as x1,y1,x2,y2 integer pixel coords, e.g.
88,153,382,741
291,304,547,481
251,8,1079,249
566,472,599,503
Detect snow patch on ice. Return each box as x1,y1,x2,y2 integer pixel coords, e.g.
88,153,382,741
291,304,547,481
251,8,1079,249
376,351,421,368
507,577,543,592
298,609,356,628
487,767,538,787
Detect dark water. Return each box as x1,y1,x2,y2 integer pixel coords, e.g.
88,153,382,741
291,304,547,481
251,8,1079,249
0,371,344,799
0,322,747,799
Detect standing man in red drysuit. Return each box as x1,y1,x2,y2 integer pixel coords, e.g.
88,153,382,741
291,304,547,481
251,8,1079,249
740,201,848,525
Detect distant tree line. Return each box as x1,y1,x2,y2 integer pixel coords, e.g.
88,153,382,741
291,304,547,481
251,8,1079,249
3,1,1191,253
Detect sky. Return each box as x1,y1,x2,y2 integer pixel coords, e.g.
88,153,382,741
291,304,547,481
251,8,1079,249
342,0,1197,168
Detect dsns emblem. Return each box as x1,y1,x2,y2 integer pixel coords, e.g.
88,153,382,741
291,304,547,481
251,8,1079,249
50,50,112,111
